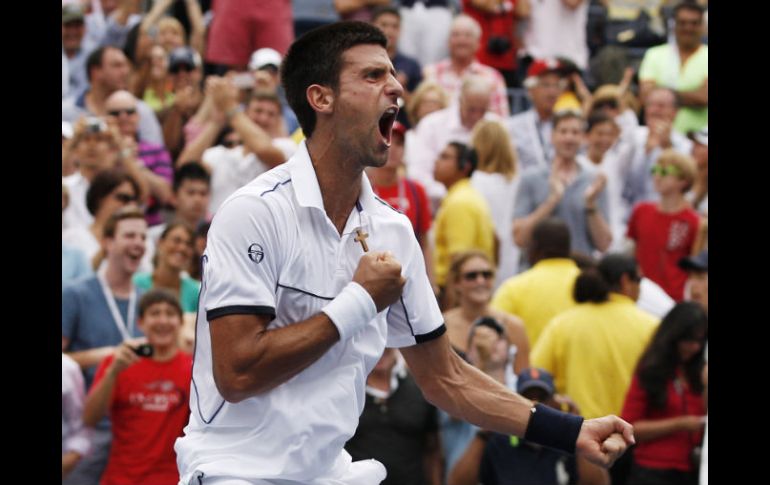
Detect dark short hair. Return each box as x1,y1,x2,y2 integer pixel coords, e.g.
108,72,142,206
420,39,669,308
586,111,616,132
280,21,387,138
674,1,705,19
371,5,401,23
86,46,123,82
448,141,478,176
531,217,571,259
574,253,639,303
139,288,183,318
174,163,210,192
86,169,141,216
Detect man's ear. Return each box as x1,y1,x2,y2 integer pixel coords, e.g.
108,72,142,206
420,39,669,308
306,84,334,115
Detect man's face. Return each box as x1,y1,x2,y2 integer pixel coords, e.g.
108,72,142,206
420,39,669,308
645,90,677,124
247,99,281,132
552,118,584,160
373,13,401,55
105,218,147,276
105,96,139,137
96,48,131,92
459,90,490,130
331,44,403,168
529,73,563,115
685,271,708,313
674,8,704,49
586,120,619,156
433,144,462,187
62,20,85,53
73,130,118,171
159,26,185,53
175,179,210,223
449,21,480,61
138,302,182,349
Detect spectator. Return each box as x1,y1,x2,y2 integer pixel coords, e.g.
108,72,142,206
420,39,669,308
513,110,612,263
138,0,205,57
491,217,579,347
83,289,193,485
344,348,442,485
423,14,510,118
63,184,94,285
162,46,205,160
621,302,707,485
148,162,212,245
133,222,201,313
131,44,175,114
532,253,659,419
432,142,496,306
247,47,300,136
639,1,708,134
678,250,708,314
62,353,91,480
522,0,590,71
398,0,454,67
405,80,450,129
627,149,703,301
686,126,708,217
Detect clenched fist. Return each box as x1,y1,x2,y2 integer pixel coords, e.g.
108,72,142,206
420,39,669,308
352,251,406,312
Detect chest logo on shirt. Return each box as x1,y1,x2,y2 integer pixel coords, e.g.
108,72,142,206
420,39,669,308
128,380,185,412
667,221,691,251
248,243,265,263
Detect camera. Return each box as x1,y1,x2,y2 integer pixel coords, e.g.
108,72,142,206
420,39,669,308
84,116,106,134
487,36,512,55
132,343,154,357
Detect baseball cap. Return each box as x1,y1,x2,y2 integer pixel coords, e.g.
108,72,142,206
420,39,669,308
688,126,708,146
62,4,85,24
678,250,708,272
517,367,555,396
168,47,201,71
526,58,563,80
248,48,282,72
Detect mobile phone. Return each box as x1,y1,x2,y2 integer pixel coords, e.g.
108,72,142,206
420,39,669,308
132,343,154,357
85,116,106,134
232,72,255,90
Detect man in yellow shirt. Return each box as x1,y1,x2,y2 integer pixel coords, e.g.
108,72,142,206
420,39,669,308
433,141,496,307
490,217,579,347
531,253,659,419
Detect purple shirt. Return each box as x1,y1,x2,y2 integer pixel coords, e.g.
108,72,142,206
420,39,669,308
138,140,173,226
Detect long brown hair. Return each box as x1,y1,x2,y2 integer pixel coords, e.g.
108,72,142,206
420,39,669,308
471,120,518,180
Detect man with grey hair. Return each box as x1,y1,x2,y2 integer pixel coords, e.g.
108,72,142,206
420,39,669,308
405,75,500,205
506,58,565,172
423,14,509,118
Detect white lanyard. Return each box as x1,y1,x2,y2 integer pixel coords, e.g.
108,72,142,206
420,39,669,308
97,271,136,341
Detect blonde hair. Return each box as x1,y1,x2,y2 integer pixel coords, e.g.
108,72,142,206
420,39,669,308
445,250,495,309
406,80,449,126
158,17,186,41
471,120,517,180
657,149,697,192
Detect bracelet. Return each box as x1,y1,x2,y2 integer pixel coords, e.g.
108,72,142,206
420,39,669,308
523,403,584,455
322,282,377,341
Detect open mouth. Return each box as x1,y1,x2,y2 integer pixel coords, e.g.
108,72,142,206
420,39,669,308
378,107,398,146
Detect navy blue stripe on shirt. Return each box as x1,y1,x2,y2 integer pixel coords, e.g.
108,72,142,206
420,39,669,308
415,323,447,344
207,305,276,321
260,179,292,197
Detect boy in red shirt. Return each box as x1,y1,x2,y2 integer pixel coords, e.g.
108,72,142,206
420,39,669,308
627,149,703,301
83,289,193,485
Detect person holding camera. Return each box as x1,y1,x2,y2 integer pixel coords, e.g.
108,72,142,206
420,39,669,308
83,288,192,485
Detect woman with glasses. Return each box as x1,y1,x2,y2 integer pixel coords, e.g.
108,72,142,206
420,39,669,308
62,169,155,272
532,253,659,421
443,250,530,377
626,149,703,301
133,222,200,313
621,302,707,485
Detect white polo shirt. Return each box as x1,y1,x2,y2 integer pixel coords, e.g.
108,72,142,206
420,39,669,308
175,141,445,484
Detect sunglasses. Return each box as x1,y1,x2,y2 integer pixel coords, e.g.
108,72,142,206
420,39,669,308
462,270,494,282
170,64,194,74
114,193,137,203
650,164,682,177
108,108,137,117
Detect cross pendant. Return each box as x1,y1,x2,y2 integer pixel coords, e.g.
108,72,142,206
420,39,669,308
354,229,369,252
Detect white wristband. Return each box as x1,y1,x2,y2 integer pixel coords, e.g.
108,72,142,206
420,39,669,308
322,281,378,341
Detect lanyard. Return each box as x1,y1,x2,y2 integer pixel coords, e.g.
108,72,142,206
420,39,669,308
97,271,136,341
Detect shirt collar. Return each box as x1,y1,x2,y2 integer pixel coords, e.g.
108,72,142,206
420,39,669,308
288,140,379,214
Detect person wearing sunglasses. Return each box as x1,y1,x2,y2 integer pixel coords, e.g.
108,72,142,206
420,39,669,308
63,168,156,274
627,149,703,301
106,90,174,228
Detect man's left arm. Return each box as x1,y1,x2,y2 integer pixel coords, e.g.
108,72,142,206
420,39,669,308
676,78,708,108
401,335,634,468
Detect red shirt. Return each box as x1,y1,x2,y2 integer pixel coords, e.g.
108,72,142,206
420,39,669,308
627,202,699,301
93,351,193,485
372,178,432,238
621,374,705,472
463,0,518,71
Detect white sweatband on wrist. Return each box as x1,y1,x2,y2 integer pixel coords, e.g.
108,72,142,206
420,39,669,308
322,282,378,341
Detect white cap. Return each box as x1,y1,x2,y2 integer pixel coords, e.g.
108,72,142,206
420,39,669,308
62,121,74,139
248,48,282,71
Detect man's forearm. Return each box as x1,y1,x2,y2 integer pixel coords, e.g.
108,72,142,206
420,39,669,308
586,210,612,252
66,346,114,370
513,194,560,248
83,369,118,427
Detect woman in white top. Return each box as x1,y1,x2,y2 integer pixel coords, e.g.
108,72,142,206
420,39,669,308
469,119,522,286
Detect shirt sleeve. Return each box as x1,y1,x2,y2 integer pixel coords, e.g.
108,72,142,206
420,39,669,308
386,230,445,348
638,49,657,82
62,356,91,456
513,171,538,219
202,194,284,321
